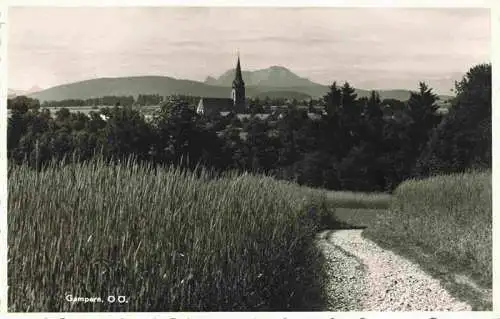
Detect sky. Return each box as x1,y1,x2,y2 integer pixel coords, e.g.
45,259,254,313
8,7,490,95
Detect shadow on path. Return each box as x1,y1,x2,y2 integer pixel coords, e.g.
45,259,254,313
315,229,367,311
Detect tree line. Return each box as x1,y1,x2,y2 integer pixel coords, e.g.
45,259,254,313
7,95,162,109
7,64,491,192
10,94,325,110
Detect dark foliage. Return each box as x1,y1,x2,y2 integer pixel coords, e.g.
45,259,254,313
7,64,491,192
414,64,491,176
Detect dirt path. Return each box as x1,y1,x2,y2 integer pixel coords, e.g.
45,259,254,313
317,229,475,311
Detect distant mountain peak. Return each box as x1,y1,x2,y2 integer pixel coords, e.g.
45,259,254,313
268,65,290,71
8,85,43,97
28,85,43,93
206,65,317,88
204,76,217,85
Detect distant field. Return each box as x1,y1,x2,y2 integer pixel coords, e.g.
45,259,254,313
332,208,386,229
363,171,492,289
7,105,161,118
8,159,332,312
302,188,390,230
322,190,391,210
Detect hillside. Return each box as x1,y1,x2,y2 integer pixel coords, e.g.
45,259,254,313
27,67,454,102
28,76,241,101
27,76,325,102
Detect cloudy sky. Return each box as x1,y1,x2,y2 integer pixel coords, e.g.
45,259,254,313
9,7,490,94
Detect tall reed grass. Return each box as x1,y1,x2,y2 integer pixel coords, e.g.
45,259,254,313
8,158,330,311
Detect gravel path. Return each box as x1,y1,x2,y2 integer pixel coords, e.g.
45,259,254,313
317,229,472,311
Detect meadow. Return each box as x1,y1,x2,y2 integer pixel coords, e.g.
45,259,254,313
323,190,390,210
8,158,337,312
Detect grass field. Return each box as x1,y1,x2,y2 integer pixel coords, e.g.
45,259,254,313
9,154,490,311
363,170,492,309
8,158,335,312
331,208,386,229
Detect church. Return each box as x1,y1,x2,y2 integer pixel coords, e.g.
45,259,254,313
196,55,247,116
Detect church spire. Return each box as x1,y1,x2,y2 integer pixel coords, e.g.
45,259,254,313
231,52,246,109
233,52,244,86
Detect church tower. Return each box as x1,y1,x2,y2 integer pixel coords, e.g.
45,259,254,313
231,53,246,111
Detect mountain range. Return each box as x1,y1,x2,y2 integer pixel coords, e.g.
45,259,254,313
8,86,43,98
20,66,453,103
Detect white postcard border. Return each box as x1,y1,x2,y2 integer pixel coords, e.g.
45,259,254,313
0,0,497,318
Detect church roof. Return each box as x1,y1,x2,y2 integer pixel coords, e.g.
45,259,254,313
200,98,233,109
197,97,234,114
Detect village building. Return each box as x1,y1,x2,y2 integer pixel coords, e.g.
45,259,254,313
196,54,247,116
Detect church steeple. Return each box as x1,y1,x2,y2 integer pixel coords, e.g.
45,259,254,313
233,53,244,87
231,52,245,109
